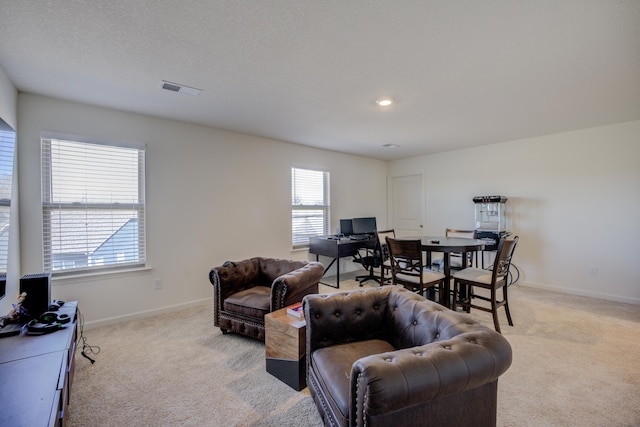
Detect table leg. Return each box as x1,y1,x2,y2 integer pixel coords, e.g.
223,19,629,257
457,252,469,308
317,256,339,289
425,250,443,304
442,254,451,308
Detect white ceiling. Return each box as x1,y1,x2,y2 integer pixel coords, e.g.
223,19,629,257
1,1,639,160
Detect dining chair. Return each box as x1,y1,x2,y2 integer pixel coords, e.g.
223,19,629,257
445,228,478,269
429,228,478,271
386,237,446,304
375,229,395,284
452,236,519,333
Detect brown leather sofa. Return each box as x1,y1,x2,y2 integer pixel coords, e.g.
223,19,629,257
209,257,324,341
303,286,512,427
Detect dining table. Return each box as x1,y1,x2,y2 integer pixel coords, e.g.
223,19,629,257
403,236,486,308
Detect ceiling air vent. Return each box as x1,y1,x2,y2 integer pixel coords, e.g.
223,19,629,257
160,80,202,96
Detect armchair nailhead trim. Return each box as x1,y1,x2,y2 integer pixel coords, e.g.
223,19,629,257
311,372,338,427
272,282,287,309
355,372,369,427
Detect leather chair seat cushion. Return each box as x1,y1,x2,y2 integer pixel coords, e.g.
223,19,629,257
223,286,271,318
311,339,395,421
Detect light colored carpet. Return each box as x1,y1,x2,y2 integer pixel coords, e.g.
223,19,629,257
66,277,640,426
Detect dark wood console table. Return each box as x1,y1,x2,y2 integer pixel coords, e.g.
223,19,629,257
309,236,376,288
0,301,78,427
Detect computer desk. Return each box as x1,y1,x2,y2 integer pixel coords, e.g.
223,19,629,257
309,236,376,288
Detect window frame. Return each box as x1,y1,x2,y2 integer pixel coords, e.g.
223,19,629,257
41,132,146,276
0,122,15,275
291,166,330,249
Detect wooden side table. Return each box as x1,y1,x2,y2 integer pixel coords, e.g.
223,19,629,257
264,305,306,390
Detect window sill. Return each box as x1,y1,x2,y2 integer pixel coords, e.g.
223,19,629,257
52,264,152,285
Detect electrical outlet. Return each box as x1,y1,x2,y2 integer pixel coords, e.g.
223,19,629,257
154,279,163,289
587,267,598,277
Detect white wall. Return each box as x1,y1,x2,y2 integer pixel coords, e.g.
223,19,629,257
389,121,640,304
17,93,388,325
0,66,17,129
13,91,639,328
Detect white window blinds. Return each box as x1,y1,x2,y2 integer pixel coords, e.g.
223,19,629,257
41,135,146,273
291,167,329,248
0,125,15,274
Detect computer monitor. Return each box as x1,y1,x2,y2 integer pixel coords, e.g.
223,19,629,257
352,217,377,235
339,219,354,236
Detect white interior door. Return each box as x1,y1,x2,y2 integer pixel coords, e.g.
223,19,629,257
389,174,424,237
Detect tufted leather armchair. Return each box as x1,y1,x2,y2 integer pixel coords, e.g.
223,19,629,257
209,257,324,341
303,286,512,427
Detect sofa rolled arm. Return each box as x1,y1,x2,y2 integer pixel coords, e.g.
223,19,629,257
271,261,324,309
350,331,512,417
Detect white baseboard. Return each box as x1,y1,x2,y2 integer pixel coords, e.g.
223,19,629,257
82,298,210,330
519,281,640,305
79,282,638,330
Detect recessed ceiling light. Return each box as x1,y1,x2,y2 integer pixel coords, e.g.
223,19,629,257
376,98,394,107
160,80,202,96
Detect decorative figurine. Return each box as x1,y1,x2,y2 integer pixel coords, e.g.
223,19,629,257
2,292,28,325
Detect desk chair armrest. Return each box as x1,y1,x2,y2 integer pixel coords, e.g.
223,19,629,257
353,246,382,268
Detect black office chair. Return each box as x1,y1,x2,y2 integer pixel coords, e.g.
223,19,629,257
353,249,380,285
354,229,396,286
353,230,395,285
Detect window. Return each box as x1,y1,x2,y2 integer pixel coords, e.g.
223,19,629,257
0,121,15,274
41,134,146,274
291,167,329,248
